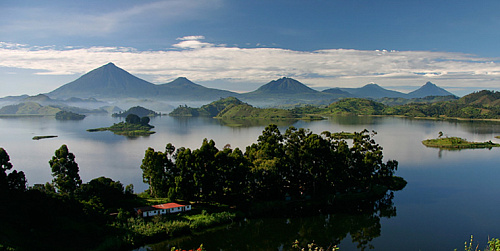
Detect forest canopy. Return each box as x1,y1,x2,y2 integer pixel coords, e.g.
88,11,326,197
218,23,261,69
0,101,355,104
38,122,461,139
140,125,403,203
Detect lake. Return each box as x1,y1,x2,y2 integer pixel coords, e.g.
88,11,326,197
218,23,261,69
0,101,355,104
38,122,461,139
1,114,500,250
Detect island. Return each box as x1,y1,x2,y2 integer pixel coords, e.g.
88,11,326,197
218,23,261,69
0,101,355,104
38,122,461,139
88,114,155,136
422,136,500,149
55,111,85,120
32,135,58,140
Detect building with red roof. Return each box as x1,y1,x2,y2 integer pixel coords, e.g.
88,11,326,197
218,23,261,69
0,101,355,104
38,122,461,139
134,202,192,217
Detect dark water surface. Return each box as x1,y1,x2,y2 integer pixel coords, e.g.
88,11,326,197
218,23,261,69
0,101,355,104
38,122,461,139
1,115,500,250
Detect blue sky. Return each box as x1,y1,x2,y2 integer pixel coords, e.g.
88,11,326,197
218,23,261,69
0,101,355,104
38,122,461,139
1,0,500,97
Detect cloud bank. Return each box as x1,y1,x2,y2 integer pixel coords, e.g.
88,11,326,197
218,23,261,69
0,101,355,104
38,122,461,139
1,38,499,95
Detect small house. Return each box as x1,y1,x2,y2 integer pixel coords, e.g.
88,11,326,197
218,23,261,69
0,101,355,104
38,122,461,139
134,202,192,217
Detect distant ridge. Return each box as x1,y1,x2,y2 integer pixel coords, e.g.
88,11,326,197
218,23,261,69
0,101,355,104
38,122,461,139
324,82,455,99
41,63,456,104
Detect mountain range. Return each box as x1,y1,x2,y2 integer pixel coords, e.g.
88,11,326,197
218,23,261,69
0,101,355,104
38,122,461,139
20,63,455,105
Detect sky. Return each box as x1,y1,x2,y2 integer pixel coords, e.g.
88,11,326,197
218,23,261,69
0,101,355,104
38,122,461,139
1,0,500,97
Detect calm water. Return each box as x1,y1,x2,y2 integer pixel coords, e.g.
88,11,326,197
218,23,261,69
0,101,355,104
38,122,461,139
1,114,500,250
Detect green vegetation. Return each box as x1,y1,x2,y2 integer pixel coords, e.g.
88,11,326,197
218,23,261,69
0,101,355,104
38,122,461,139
113,106,160,118
140,125,403,203
377,95,458,106
1,125,406,250
88,113,155,136
170,97,323,121
322,98,387,115
455,235,500,251
170,91,500,122
32,135,58,140
0,102,61,115
55,110,86,120
422,135,500,149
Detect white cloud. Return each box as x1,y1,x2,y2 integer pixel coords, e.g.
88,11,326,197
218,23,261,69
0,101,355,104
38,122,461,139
1,40,500,96
177,36,206,41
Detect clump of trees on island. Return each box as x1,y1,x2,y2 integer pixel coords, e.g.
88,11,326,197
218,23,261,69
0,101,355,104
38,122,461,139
140,125,404,203
87,113,155,136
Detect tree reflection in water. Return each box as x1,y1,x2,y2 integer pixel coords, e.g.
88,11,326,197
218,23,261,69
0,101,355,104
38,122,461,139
148,190,399,251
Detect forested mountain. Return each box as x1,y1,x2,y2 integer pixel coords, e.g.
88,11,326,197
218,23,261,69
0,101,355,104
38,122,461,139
316,90,500,119
170,97,299,119
323,98,387,115
0,102,61,115
377,95,458,106
169,97,244,117
0,102,110,115
456,90,500,106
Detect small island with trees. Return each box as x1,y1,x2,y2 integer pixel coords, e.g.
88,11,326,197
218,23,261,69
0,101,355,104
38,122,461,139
422,132,500,149
88,113,155,136
55,110,86,120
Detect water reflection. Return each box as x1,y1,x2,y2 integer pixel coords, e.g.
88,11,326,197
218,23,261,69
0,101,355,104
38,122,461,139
148,191,398,250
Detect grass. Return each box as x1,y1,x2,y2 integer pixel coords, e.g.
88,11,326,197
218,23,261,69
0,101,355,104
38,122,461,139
422,136,500,149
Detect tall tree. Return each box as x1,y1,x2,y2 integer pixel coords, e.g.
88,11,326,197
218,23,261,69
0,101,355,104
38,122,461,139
140,147,167,197
49,145,82,195
245,124,285,200
1,147,27,193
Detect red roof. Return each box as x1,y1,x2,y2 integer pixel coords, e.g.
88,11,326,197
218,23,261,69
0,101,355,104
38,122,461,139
152,203,189,209
134,202,191,213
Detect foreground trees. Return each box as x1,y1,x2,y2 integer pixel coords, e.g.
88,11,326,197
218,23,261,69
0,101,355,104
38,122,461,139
141,125,400,203
0,148,27,194
49,144,82,195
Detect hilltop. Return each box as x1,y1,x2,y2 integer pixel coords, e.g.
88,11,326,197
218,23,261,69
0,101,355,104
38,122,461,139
170,97,303,120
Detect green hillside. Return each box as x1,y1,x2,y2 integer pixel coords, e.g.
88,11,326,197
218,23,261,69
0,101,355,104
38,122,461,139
216,103,298,119
323,98,387,115
0,102,61,115
169,97,244,117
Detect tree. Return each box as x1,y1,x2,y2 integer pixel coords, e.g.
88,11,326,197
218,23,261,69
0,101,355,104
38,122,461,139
0,147,13,192
125,114,141,124
245,124,286,200
49,145,82,195
140,116,150,126
140,147,167,197
1,147,27,193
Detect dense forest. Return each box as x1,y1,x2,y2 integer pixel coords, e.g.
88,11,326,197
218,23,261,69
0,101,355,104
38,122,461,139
1,125,405,250
140,125,403,203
